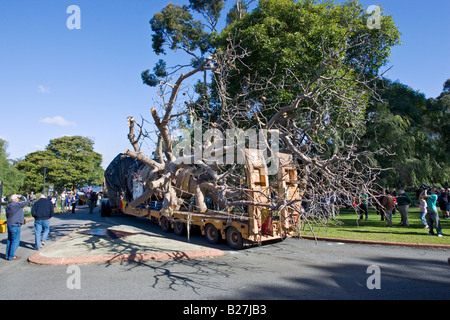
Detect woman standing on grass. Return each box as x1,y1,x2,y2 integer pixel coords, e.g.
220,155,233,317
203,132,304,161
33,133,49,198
419,196,428,228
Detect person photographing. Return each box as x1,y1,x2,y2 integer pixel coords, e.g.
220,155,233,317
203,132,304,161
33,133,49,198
5,194,28,260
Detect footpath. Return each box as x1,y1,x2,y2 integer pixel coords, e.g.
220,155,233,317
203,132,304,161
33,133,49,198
22,206,224,266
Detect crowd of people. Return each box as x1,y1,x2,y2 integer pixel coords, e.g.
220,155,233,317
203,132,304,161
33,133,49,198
369,186,448,237
23,189,100,213
2,189,100,260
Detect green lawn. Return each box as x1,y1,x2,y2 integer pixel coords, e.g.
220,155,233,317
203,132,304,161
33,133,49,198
300,206,450,246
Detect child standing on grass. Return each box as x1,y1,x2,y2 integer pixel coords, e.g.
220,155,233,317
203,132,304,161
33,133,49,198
419,196,428,228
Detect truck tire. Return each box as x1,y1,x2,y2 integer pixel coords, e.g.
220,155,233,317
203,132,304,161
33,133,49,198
100,202,111,217
160,216,172,233
226,227,243,250
174,219,186,236
204,224,220,244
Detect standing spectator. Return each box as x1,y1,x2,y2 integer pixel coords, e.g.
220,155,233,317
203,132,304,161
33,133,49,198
396,187,411,227
358,192,369,220
66,192,71,210
5,194,28,260
423,188,443,237
418,196,428,228
380,190,394,227
88,191,98,214
60,190,67,210
71,192,78,214
447,188,450,219
438,188,449,219
31,194,54,250
28,191,36,206
49,193,57,207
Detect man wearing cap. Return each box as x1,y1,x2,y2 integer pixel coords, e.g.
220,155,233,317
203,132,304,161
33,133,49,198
31,194,54,250
5,194,28,260
396,187,411,227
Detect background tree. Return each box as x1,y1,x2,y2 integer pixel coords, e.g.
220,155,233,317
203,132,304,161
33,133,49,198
363,78,450,189
0,139,25,195
16,136,104,193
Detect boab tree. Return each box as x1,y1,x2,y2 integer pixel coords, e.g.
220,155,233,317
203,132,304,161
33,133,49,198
122,0,400,232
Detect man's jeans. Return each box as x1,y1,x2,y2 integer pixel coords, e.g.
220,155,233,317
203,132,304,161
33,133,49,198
426,211,442,235
6,225,21,259
34,219,50,250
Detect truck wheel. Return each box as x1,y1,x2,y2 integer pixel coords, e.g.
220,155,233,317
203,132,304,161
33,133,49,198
160,216,172,233
226,227,243,250
205,224,220,244
101,202,111,217
174,219,186,235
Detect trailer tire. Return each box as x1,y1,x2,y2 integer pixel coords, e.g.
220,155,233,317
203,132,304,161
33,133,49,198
100,202,111,217
226,227,244,250
174,219,186,236
204,224,220,244
160,216,172,233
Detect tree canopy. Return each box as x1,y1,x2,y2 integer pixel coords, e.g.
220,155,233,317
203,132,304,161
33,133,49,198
16,136,104,193
0,139,25,195
364,78,450,189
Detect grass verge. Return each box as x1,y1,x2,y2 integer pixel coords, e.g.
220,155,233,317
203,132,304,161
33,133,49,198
300,207,449,246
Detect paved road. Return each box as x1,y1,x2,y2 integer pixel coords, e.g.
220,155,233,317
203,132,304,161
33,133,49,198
1,207,449,300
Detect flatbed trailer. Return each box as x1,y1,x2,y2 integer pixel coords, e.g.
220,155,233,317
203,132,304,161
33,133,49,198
101,149,301,249
118,206,284,249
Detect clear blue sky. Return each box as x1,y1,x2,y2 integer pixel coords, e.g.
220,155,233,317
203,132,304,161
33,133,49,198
0,0,449,169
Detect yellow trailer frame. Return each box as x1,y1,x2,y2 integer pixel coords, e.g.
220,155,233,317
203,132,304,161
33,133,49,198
116,150,300,249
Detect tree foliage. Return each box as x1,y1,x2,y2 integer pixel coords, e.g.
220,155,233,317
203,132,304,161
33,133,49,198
363,78,450,188
16,136,104,193
0,139,25,195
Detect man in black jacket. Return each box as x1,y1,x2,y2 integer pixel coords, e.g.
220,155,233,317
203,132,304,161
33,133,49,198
31,194,54,250
438,188,449,219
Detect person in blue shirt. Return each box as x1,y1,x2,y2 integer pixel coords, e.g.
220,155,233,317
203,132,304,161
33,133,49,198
423,188,443,237
5,194,28,260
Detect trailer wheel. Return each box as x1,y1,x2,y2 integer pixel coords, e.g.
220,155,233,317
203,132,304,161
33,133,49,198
204,224,220,244
160,216,172,233
226,227,243,250
174,219,186,236
100,202,111,217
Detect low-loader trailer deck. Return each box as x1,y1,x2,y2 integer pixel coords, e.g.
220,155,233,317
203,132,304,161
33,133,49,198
101,150,301,249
